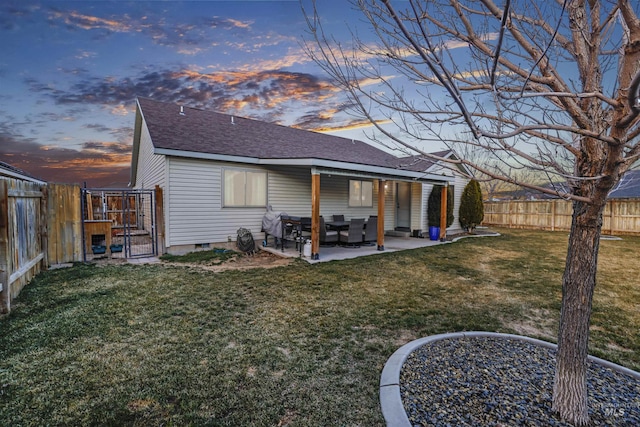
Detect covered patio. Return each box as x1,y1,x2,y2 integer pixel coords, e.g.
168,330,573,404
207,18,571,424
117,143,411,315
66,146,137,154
303,168,454,261
261,234,448,263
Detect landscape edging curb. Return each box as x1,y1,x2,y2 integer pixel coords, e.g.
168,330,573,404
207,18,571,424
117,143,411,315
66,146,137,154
379,331,640,427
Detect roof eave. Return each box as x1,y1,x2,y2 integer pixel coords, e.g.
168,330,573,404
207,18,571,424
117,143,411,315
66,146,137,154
154,148,261,165
129,100,144,187
0,168,46,184
154,148,453,183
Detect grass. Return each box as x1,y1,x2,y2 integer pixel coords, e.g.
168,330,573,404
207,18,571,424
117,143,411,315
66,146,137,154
1,228,638,426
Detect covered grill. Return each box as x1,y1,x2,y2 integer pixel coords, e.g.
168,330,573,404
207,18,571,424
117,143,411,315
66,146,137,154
261,205,287,247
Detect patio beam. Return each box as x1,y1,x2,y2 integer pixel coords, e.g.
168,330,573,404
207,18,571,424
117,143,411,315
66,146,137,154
311,170,320,260
439,183,447,241
313,167,453,185
377,180,385,251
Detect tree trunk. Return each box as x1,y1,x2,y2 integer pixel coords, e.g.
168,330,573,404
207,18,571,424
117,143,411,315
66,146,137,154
552,199,605,426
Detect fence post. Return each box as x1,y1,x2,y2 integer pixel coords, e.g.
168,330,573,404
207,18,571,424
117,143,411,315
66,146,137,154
40,185,49,267
0,180,10,313
154,185,165,255
609,200,615,236
508,201,513,228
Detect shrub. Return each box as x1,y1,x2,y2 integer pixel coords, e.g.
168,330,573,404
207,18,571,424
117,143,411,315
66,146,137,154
459,179,484,232
427,185,454,227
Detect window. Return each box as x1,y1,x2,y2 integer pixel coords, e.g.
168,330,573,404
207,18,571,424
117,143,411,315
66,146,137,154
223,169,267,207
349,179,373,207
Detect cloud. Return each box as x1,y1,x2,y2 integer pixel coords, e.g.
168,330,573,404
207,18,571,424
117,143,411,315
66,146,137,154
51,10,132,32
25,66,344,127
237,46,314,71
313,119,393,133
85,124,132,143
110,104,130,116
45,7,259,55
82,141,132,156
0,128,130,186
85,123,111,133
226,18,253,29
177,47,205,56
318,32,500,68
0,3,40,30
74,50,97,60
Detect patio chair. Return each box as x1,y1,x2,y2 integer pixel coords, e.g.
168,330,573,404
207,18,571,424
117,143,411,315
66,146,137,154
332,214,344,222
362,215,377,246
296,217,312,251
339,218,365,247
319,216,338,245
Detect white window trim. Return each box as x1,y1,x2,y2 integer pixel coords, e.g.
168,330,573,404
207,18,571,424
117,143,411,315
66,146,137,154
223,168,268,208
348,179,373,207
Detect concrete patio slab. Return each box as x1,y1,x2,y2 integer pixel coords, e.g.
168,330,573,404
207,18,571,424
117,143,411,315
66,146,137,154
260,235,446,263
260,230,500,263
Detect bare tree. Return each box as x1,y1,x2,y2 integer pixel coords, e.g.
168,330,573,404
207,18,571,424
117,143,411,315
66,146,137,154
453,145,550,199
303,1,640,425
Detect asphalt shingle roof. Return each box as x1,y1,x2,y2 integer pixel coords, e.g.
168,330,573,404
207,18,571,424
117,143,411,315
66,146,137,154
138,97,403,169
390,151,453,172
610,170,640,198
0,160,43,182
496,170,640,200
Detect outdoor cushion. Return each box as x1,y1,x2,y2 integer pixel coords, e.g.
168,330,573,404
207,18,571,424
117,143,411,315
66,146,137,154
339,218,365,247
320,216,339,244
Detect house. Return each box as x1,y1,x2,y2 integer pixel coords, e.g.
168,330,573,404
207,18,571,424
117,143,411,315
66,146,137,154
493,170,640,201
0,160,44,183
129,97,469,257
608,170,640,199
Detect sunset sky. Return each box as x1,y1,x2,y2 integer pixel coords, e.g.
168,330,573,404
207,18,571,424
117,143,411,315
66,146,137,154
2,0,413,187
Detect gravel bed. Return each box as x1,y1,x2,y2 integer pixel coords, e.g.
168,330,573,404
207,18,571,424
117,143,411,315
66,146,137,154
400,336,640,426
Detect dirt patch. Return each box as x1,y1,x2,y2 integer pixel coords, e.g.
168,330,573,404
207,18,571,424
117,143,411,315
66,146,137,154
162,250,295,272
502,308,557,341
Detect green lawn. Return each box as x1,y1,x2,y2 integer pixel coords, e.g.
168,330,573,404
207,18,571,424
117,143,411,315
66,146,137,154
1,228,638,426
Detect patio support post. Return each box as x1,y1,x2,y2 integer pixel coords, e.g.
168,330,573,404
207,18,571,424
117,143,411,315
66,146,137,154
311,170,320,260
377,179,385,251
0,180,9,313
439,183,448,241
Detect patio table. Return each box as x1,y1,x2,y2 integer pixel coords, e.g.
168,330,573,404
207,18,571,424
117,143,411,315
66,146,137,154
326,220,350,231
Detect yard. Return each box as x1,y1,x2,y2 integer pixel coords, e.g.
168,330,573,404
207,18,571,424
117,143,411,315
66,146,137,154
1,228,638,426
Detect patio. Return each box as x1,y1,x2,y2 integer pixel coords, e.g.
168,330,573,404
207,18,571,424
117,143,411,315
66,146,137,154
261,234,448,263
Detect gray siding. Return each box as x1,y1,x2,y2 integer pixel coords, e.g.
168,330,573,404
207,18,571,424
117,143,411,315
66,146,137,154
384,182,396,231
165,161,317,249
267,166,311,216
166,158,265,247
451,174,468,232
134,121,165,190
134,120,166,243
420,183,433,231
316,175,378,220
410,182,423,232
419,176,468,233
161,155,465,251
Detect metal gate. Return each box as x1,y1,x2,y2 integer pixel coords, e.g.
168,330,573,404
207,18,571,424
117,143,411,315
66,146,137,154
81,188,157,260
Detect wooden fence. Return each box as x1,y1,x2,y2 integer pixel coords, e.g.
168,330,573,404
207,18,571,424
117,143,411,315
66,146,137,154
483,199,640,235
0,178,45,313
47,183,83,265
1,181,168,313
1,180,82,313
